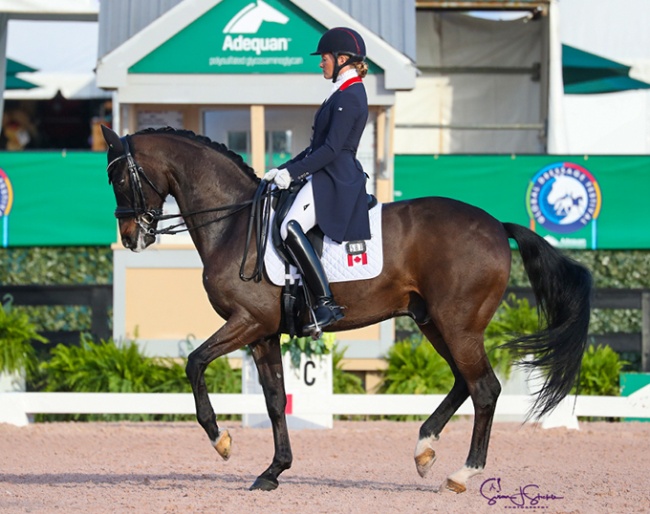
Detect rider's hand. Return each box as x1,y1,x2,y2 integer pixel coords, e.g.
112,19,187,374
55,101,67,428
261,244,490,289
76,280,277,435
262,168,280,182
273,169,291,190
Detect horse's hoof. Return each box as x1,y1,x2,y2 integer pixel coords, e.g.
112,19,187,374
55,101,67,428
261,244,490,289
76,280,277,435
249,476,279,491
414,435,439,478
443,465,481,493
443,478,467,494
414,447,436,478
213,430,232,460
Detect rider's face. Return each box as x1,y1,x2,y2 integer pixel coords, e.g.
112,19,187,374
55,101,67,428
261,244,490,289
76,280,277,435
320,53,335,80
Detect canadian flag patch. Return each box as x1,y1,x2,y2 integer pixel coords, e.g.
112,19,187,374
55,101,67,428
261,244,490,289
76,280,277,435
346,241,368,267
347,253,368,266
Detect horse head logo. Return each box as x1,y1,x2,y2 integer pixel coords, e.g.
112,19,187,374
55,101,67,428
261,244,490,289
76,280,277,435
545,175,588,225
223,0,289,34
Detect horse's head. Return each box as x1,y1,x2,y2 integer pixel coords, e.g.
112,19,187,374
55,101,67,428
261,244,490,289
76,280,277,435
101,125,167,252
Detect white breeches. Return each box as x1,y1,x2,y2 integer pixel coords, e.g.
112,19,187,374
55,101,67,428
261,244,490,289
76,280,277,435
280,178,317,240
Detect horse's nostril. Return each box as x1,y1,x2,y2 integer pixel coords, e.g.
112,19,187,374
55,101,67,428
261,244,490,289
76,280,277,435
121,236,133,249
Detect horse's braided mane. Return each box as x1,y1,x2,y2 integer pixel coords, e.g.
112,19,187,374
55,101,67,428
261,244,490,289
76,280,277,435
135,126,260,182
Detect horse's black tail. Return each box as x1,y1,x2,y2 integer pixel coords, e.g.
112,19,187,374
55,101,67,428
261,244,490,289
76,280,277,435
502,222,592,420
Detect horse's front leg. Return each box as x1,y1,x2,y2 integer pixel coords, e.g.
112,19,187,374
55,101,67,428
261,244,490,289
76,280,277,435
248,335,293,491
186,318,265,460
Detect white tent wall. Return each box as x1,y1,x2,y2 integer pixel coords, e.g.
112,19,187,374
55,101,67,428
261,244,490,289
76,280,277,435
395,10,547,155
558,0,650,154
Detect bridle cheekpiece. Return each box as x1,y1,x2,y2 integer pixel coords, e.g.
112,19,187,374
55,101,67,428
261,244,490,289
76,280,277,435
107,134,166,232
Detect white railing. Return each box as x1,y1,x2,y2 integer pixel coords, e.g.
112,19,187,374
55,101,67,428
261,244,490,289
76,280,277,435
1,391,649,428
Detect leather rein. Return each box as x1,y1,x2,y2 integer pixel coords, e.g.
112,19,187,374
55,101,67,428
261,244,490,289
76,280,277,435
106,134,274,282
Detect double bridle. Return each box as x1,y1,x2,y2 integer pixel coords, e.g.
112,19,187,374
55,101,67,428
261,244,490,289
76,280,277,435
106,134,274,282
107,135,166,228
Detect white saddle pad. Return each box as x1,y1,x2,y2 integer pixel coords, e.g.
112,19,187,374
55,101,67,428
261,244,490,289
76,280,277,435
264,203,384,286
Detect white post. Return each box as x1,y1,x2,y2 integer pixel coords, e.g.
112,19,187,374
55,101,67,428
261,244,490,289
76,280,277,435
0,370,30,425
242,352,333,429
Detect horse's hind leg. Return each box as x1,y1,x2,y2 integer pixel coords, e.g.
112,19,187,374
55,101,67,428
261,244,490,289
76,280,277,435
248,336,293,491
413,323,470,479
442,333,501,493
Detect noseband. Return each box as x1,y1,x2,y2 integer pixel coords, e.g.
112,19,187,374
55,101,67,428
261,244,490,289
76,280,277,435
107,135,166,224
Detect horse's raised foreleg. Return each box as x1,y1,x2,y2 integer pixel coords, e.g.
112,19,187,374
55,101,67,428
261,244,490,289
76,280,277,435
186,318,266,461
248,336,293,491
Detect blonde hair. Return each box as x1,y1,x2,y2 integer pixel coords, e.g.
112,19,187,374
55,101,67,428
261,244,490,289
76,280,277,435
353,60,368,79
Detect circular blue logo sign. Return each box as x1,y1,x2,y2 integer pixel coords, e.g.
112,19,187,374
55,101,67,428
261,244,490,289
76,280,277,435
526,162,601,234
0,169,13,217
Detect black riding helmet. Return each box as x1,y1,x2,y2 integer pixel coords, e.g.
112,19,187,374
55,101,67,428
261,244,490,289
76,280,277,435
311,27,366,82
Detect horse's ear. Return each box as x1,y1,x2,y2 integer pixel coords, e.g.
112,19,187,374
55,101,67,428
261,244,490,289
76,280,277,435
101,125,124,153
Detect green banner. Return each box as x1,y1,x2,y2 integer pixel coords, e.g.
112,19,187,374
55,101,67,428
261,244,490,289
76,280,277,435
0,152,116,247
395,154,650,250
4,152,649,250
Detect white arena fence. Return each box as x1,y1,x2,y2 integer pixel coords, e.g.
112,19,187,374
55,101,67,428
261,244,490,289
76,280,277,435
1,391,649,428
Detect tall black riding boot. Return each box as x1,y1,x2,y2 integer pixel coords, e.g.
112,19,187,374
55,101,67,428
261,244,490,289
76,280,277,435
284,220,344,334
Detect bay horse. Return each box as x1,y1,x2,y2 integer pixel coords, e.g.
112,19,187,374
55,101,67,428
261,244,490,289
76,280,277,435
101,125,591,494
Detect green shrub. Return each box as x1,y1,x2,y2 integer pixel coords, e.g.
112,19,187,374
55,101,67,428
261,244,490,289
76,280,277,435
281,333,335,369
332,344,365,395
378,337,454,421
0,246,112,335
0,247,112,285
35,335,241,421
380,337,454,395
42,337,164,393
40,336,241,393
0,296,47,376
508,250,650,288
573,344,626,397
332,344,366,421
484,294,540,380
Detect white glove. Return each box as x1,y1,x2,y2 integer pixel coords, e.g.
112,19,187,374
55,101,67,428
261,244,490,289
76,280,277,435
273,168,292,190
262,168,280,182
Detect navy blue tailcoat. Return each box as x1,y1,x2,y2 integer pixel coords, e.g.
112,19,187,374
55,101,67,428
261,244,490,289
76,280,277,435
280,79,371,243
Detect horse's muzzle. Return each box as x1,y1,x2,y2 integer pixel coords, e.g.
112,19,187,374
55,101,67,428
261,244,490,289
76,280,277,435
119,219,156,252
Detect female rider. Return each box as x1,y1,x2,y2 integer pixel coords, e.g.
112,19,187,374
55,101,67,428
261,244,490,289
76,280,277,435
263,27,371,334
